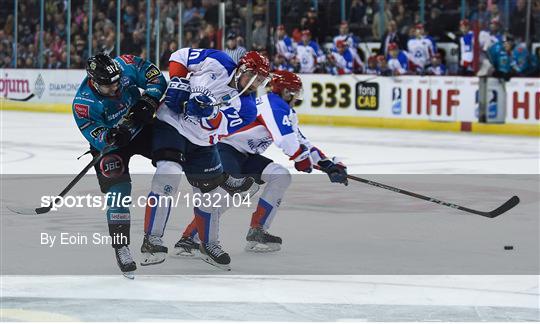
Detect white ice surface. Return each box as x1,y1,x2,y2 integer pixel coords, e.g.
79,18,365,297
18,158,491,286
1,111,538,175
1,111,539,321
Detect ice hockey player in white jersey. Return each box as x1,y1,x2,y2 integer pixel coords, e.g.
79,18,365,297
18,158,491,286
275,24,297,61
296,30,326,73
386,42,409,75
333,21,364,70
174,70,348,256
479,19,503,51
458,19,475,75
406,24,436,73
143,49,271,270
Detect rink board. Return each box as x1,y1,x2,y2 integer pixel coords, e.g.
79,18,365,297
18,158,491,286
0,69,538,136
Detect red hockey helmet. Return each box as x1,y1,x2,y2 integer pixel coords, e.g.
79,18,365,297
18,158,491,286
238,51,270,78
388,42,399,51
235,51,271,93
271,70,303,100
460,19,470,27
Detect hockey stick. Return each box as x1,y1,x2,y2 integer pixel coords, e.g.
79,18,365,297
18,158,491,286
3,93,35,102
6,145,116,215
350,74,379,84
204,73,260,108
7,108,146,216
314,166,519,218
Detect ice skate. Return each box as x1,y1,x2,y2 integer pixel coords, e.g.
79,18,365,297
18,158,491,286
199,242,231,271
140,235,168,266
114,245,136,279
172,236,200,258
245,227,282,252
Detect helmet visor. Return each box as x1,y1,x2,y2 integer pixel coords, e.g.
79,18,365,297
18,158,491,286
283,87,304,103
242,70,271,92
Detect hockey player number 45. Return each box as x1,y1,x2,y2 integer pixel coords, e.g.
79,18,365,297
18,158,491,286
282,115,292,126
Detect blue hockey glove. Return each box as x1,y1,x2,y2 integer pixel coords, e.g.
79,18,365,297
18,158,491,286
164,77,190,113
185,95,217,118
318,158,348,185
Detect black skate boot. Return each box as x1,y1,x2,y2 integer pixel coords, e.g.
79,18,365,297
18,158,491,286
114,245,137,279
173,236,200,257
199,242,231,271
140,235,168,266
245,227,282,252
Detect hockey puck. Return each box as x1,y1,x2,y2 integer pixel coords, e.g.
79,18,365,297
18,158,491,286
504,245,514,250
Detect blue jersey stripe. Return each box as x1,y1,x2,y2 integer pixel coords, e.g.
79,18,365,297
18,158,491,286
187,49,237,76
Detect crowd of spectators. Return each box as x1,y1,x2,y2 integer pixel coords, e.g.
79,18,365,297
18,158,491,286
271,0,540,77
1,0,539,78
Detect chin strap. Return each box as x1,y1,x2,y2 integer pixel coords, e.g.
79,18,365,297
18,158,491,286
233,67,258,97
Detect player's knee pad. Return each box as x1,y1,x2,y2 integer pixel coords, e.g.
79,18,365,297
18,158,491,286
151,160,182,196
261,163,292,191
187,173,226,194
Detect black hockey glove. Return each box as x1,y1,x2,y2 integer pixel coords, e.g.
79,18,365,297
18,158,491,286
105,125,131,147
318,158,348,186
130,94,159,124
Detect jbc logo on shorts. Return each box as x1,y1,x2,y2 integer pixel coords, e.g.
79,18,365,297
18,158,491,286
100,154,125,178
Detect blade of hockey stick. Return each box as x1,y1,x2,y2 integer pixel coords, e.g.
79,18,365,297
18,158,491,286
6,205,39,215
461,195,520,218
4,93,35,102
315,166,520,218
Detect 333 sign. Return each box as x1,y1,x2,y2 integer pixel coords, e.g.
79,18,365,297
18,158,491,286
309,81,379,110
310,82,351,108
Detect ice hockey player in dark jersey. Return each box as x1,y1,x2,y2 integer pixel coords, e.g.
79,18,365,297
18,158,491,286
72,53,167,278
